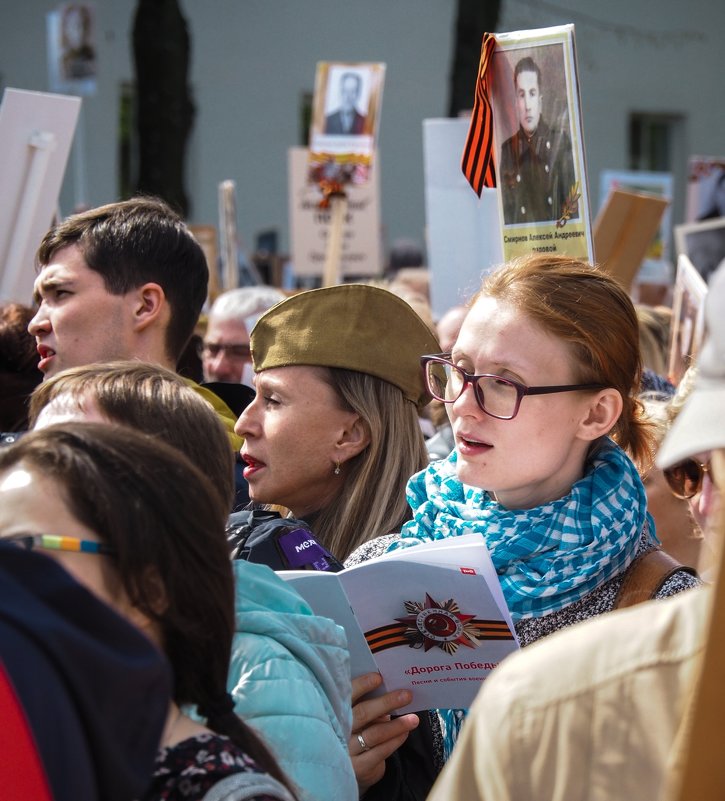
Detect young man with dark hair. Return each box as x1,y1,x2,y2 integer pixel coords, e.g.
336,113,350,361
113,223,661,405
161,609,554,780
28,196,247,504
30,196,207,377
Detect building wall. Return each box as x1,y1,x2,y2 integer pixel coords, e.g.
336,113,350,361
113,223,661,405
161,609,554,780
1,0,723,264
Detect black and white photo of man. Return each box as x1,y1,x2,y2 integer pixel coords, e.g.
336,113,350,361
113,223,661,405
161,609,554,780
324,71,368,135
498,55,576,225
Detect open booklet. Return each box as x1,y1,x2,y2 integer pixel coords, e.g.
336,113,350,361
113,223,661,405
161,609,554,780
278,533,519,711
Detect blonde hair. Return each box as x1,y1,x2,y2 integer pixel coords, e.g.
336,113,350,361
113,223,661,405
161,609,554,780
667,365,698,425
638,395,670,475
312,368,429,561
636,304,672,377
479,254,656,466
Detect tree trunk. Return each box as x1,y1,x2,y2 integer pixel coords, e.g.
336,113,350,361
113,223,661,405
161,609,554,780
448,0,501,117
133,0,195,216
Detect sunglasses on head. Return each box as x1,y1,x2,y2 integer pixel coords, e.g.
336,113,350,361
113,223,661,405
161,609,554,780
663,458,711,500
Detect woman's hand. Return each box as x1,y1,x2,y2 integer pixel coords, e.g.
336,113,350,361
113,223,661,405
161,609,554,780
349,672,420,796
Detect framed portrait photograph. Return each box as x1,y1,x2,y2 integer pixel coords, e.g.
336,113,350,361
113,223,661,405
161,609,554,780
46,3,98,97
674,217,725,285
685,155,725,223
308,61,385,183
489,24,593,262
668,254,708,386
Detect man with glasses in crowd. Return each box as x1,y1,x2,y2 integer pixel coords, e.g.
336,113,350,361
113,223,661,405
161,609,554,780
201,286,284,385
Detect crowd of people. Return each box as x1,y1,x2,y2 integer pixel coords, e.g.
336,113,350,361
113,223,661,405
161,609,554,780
0,193,722,801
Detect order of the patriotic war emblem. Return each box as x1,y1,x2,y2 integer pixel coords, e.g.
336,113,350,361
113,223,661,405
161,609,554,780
395,593,479,654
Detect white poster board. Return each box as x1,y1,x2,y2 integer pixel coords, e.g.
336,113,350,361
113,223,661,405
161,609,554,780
685,156,725,223
675,217,725,285
423,118,503,319
0,88,81,304
288,147,382,278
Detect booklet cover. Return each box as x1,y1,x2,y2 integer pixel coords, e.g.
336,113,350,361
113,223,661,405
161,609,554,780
279,534,518,711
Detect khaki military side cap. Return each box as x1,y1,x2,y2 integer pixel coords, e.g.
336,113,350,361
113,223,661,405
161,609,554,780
250,284,440,408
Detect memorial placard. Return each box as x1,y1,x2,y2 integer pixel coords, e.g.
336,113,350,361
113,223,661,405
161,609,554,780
288,147,382,278
476,25,593,261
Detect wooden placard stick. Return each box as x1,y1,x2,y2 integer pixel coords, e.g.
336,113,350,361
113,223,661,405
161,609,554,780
322,191,348,287
218,180,239,291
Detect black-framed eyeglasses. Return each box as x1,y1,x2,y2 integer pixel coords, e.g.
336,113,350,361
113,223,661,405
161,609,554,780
197,342,252,361
421,354,608,421
663,458,711,500
2,533,115,556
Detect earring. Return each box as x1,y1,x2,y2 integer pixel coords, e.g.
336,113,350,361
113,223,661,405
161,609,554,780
334,461,341,475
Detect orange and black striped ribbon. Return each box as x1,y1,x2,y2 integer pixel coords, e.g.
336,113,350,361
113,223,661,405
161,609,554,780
365,619,514,654
461,32,498,195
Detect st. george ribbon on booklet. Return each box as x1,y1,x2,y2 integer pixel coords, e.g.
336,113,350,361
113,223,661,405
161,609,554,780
278,533,518,711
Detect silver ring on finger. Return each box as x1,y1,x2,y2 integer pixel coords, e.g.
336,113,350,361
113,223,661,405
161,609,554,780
357,732,371,753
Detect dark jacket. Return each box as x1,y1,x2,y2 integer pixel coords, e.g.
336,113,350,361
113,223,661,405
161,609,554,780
325,109,367,135
0,544,170,801
499,119,576,225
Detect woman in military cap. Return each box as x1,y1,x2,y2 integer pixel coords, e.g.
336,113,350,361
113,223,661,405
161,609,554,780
234,283,444,799
235,282,440,562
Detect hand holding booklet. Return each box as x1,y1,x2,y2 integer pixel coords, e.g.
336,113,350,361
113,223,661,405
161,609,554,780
278,534,519,711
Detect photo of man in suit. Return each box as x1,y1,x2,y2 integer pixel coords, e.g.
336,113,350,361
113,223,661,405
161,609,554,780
324,71,367,135
499,56,576,225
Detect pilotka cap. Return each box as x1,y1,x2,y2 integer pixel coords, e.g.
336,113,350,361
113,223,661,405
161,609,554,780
250,284,440,408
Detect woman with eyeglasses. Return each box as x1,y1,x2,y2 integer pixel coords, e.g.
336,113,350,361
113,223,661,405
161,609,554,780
641,365,721,578
0,422,298,801
662,453,720,581
660,365,720,532
347,254,700,780
634,362,722,581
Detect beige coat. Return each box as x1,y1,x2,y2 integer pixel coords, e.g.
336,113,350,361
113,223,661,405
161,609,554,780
427,588,708,801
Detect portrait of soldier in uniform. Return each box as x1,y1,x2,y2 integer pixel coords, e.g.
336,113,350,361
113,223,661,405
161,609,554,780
499,56,576,225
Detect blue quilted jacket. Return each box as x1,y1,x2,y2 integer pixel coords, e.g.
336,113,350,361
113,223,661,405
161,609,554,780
227,561,356,801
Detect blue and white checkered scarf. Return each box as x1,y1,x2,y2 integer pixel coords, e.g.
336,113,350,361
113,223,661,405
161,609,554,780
391,437,654,621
